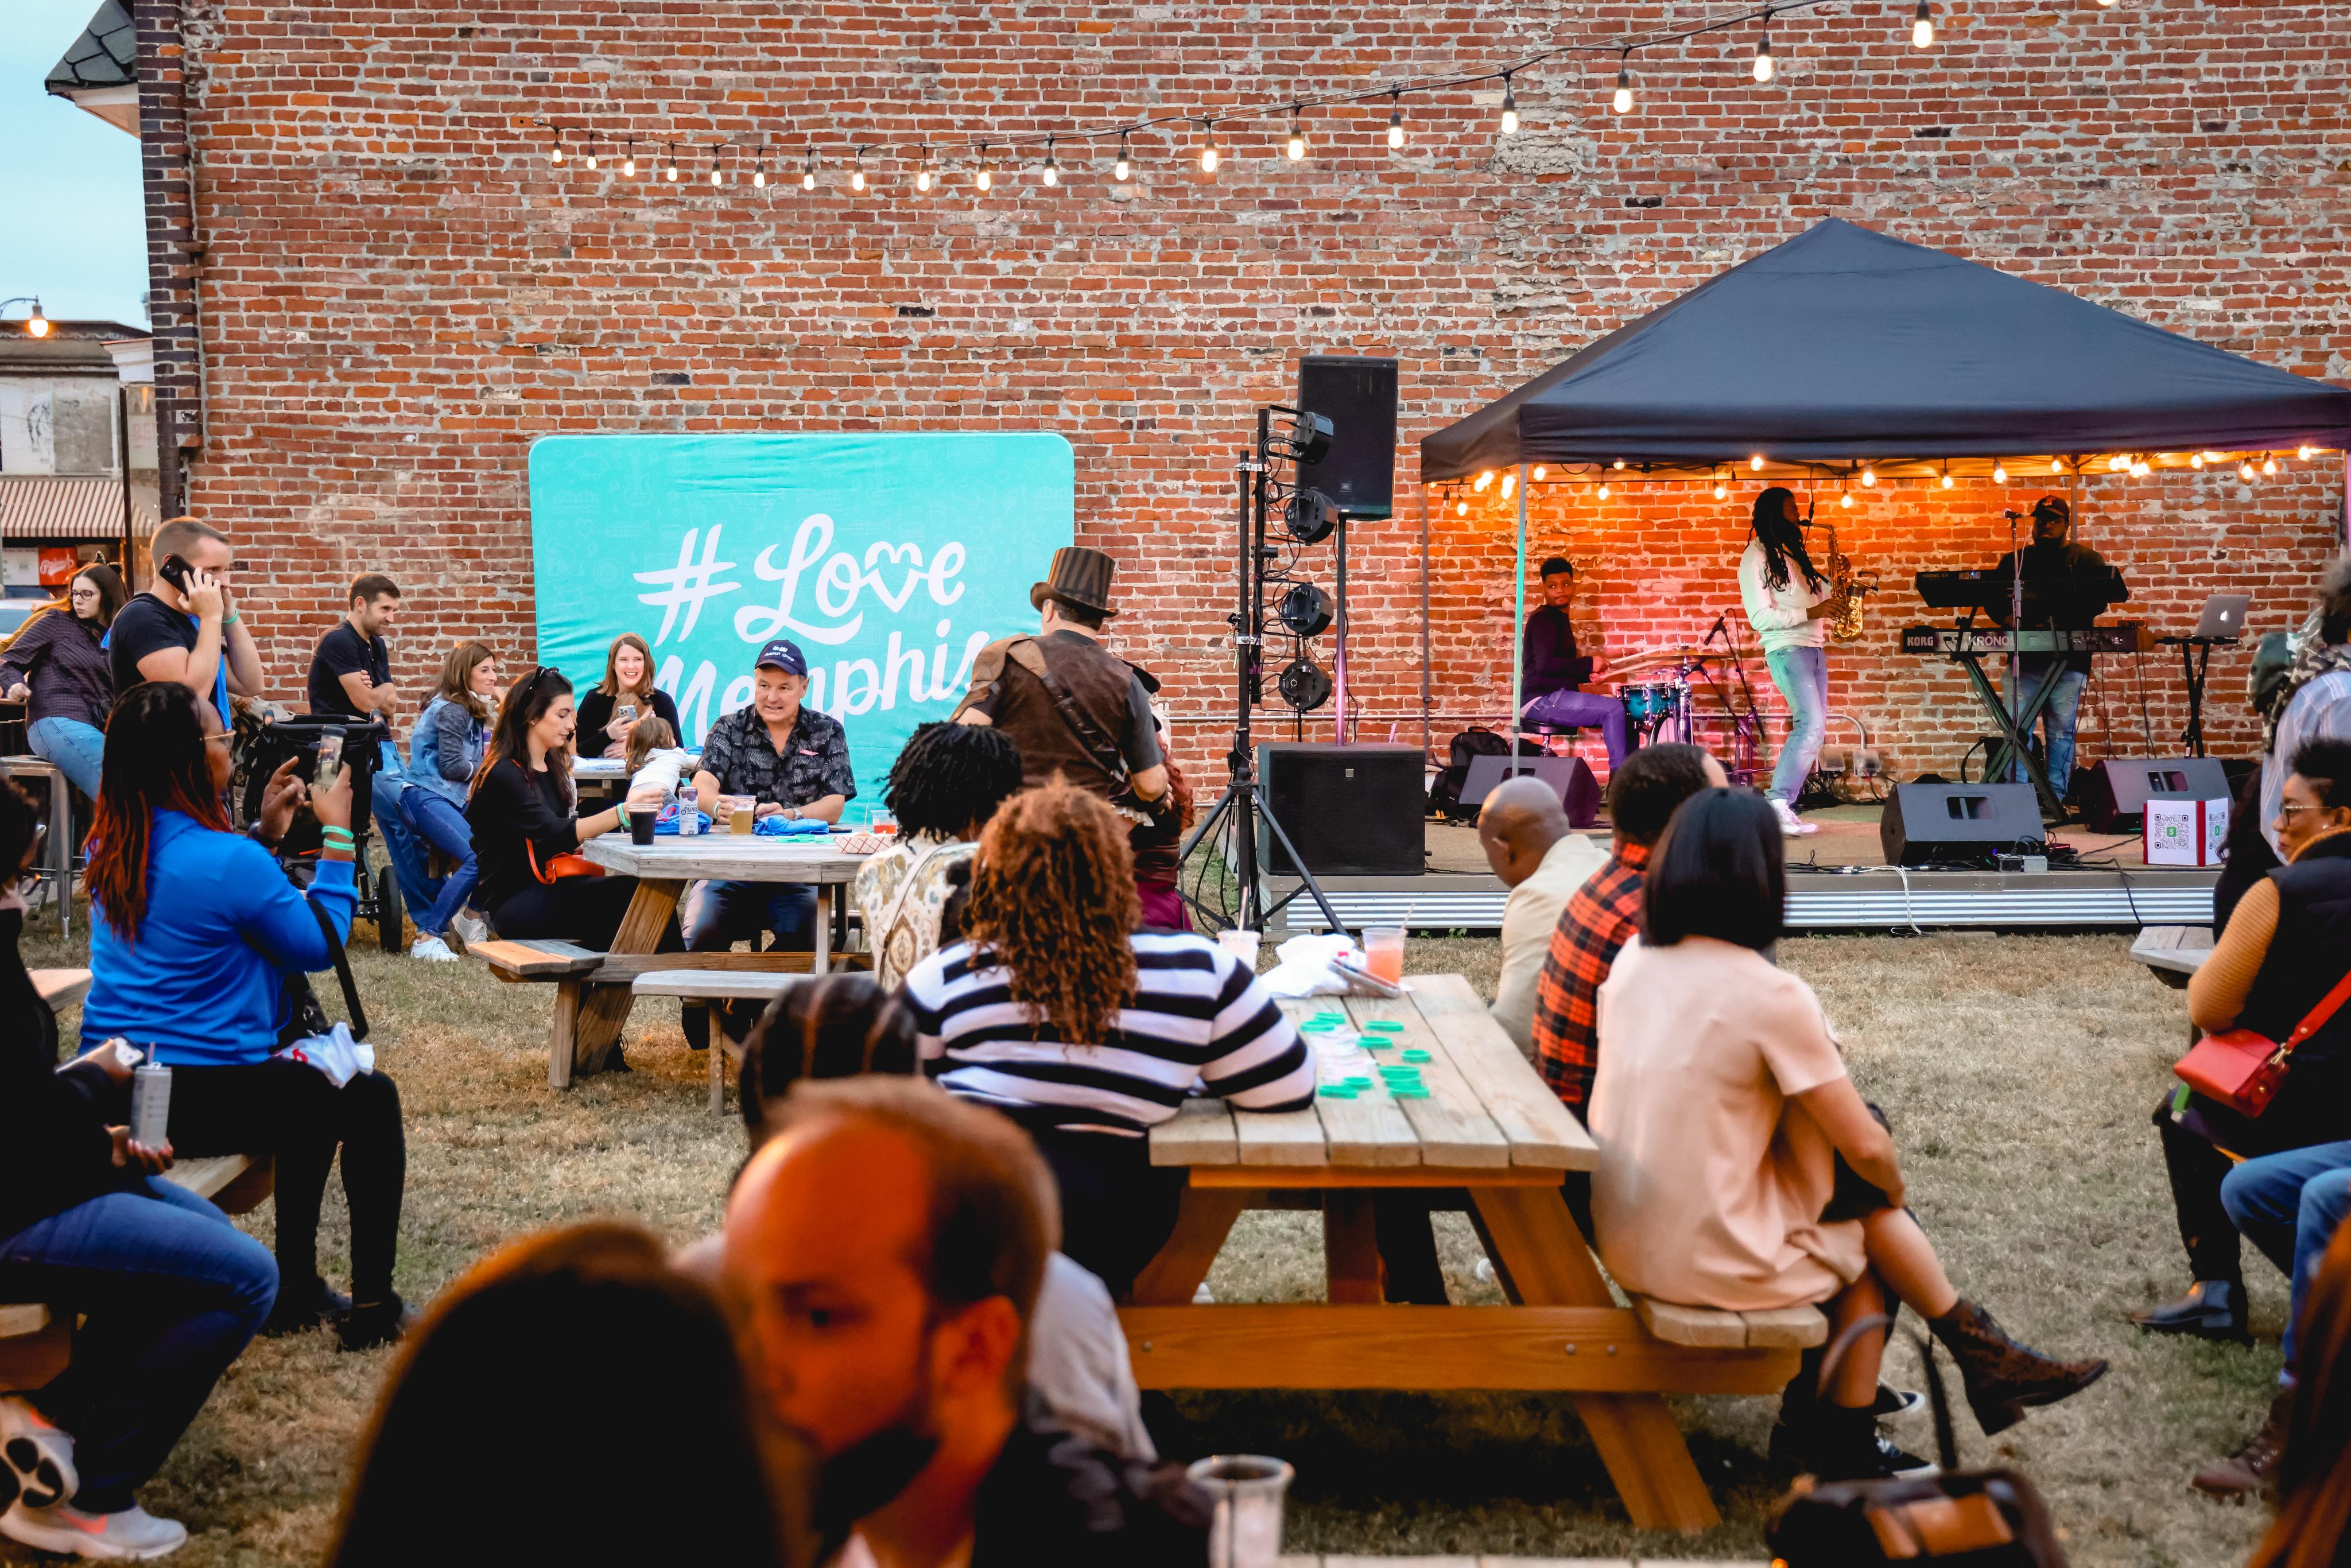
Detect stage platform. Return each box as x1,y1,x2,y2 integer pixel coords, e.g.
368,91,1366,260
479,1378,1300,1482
1263,803,2216,935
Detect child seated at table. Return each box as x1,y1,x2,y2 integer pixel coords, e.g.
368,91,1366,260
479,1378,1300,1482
623,717,691,801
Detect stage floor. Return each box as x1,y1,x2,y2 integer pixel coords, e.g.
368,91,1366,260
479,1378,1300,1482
1423,802,2160,873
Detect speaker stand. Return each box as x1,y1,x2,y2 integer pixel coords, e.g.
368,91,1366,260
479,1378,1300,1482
1180,759,1348,938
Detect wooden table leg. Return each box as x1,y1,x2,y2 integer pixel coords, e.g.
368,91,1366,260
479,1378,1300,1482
1324,1192,1383,1305
1128,1186,1251,1306
1472,1185,1721,1533
548,979,581,1089
570,876,684,1075
814,884,832,975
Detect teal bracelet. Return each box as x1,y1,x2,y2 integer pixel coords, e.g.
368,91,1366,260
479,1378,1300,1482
320,827,355,847
615,803,630,827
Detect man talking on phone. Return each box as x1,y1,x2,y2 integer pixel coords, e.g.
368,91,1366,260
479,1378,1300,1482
108,518,265,727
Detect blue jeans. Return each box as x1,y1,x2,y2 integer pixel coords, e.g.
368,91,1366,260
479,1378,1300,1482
26,717,104,802
1764,645,1828,805
2221,1142,2351,1373
1519,688,1628,770
2003,663,2088,800
399,790,479,938
683,879,817,952
0,1179,277,1513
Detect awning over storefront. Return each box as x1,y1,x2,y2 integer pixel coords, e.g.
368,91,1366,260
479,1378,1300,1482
0,476,153,541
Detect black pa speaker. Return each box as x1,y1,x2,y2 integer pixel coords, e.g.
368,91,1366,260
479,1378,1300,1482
1879,782,2043,866
1460,754,1603,830
1256,743,1425,876
2074,756,2234,832
1295,356,1397,520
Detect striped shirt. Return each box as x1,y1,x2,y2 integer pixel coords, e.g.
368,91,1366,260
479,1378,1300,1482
903,932,1316,1138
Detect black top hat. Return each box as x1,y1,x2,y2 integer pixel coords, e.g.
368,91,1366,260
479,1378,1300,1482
1030,546,1119,618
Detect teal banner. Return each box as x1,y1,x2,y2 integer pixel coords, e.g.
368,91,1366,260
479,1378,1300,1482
527,433,1074,800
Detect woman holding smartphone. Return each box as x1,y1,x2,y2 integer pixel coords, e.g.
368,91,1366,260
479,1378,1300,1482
0,563,126,801
573,634,679,761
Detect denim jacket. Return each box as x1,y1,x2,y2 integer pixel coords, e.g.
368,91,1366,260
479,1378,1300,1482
408,696,487,806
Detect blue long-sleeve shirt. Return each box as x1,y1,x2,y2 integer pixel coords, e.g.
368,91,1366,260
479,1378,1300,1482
83,810,358,1067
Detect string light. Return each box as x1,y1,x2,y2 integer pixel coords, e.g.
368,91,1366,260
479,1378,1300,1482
976,145,993,191
548,128,564,165
1751,453,1765,470
2107,453,2129,471
1456,499,1469,517
753,149,766,188
1840,490,1854,508
1199,121,1219,173
2263,455,2279,475
1501,471,1517,499
1613,458,1626,469
1597,482,1611,499
802,146,817,191
2190,452,2205,469
1992,462,2008,483
709,145,724,186
622,139,637,178
1499,72,1519,135
583,133,598,172
2204,449,2224,463
2131,456,2151,477
1613,53,1635,114
665,143,679,181
1753,13,1775,82
1912,0,1933,48
852,148,868,192
1115,134,1132,181
1860,465,1876,487
1287,106,1307,161
1474,469,1494,491
1941,471,1954,488
1042,137,1060,185
2240,460,2257,482
2299,445,2315,460
1387,92,1405,149
1532,465,1546,479
1714,473,1729,499
915,146,932,192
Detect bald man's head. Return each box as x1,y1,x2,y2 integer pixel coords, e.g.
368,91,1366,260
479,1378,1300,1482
1478,776,1574,888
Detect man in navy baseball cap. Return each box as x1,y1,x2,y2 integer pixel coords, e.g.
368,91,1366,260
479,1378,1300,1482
684,636,856,1020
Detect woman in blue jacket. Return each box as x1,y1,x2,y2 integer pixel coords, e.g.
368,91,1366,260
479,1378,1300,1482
399,639,499,962
82,682,410,1352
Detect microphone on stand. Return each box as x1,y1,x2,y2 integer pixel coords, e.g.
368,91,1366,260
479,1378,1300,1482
1705,612,1729,647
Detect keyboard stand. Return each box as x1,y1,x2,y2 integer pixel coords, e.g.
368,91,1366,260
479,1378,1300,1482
2155,635,2237,759
1939,620,2069,821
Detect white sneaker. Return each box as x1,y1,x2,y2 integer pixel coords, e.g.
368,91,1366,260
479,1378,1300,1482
0,1501,187,1560
449,909,490,948
409,936,459,963
1770,798,1814,837
0,1397,74,1511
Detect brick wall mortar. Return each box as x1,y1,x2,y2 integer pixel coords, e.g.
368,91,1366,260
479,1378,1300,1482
167,2,2351,781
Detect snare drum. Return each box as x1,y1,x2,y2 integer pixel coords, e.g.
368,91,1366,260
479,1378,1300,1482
1620,682,1677,723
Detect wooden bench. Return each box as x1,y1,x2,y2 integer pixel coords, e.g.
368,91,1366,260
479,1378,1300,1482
32,969,91,1011
630,970,811,1113
2,1154,275,1392
2132,923,2214,991
468,938,858,1089
1632,1296,1829,1350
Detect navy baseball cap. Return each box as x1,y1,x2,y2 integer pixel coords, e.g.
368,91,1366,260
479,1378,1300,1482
754,638,808,677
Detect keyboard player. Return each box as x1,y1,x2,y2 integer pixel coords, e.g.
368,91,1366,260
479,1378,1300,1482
1989,495,2116,804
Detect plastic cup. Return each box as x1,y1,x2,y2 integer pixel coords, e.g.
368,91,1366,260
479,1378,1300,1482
630,811,657,846
1215,927,1262,969
1361,927,1406,985
1188,1454,1293,1568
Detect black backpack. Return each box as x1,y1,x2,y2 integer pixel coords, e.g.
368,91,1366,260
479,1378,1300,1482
1429,728,1515,821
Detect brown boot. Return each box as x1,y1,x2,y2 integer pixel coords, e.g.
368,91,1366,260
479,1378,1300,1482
1928,1298,2109,1436
2193,1390,2292,1501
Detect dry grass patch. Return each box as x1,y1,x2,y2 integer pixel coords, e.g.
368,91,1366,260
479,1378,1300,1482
3,919,2275,1566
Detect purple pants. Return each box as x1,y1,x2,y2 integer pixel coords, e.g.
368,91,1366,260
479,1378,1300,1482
1519,688,1628,770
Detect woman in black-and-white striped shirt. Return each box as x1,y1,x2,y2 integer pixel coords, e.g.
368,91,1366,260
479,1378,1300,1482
902,782,1313,1296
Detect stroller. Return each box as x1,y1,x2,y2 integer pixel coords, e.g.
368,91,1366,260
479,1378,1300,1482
236,715,409,953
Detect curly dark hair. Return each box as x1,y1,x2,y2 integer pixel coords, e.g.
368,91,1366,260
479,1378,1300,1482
884,722,1025,840
739,973,918,1142
966,782,1138,1044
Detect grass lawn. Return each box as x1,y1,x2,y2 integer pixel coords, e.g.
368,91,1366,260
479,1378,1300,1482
5,915,2276,1567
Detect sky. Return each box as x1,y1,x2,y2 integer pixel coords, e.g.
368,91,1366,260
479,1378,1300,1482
0,0,149,328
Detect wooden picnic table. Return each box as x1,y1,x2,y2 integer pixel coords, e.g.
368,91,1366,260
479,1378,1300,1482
2131,923,2214,991
571,833,871,1072
1118,973,1802,1534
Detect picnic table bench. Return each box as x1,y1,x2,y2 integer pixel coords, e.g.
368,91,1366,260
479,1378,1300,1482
1118,973,1809,1532
2132,923,2213,991
2,1155,276,1392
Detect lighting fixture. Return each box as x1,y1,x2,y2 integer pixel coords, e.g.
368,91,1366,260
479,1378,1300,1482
1861,465,1876,487
665,145,678,181
1714,475,1729,500
549,129,564,165
1753,17,1775,82
1500,471,1517,500
2299,445,2315,460
1499,73,1519,135
1992,463,2008,483
2264,455,2278,475
1473,470,1493,491
2240,460,2257,481
1941,473,1954,488
709,146,723,186
1042,137,1060,186
1912,0,1933,48
584,134,598,171
1751,453,1765,470
916,147,932,192
1278,582,1334,638
1613,458,1626,469
1456,499,1468,517
623,141,637,177
1387,92,1405,149
1597,482,1611,499
1287,106,1306,161
1840,490,1854,509
1278,655,1333,713
1115,134,1131,181
2190,453,2205,469
1532,465,1546,480
976,145,992,191
1285,488,1337,545
802,148,817,191
852,149,867,193
1200,122,1219,172
1613,55,1634,114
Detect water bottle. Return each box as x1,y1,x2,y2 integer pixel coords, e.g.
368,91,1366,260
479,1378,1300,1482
675,779,700,836
131,1054,173,1148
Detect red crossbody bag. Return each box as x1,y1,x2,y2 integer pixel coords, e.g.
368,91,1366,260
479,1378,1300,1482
2175,968,2351,1119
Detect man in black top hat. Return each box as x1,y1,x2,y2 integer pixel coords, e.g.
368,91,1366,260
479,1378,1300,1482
1990,496,2115,802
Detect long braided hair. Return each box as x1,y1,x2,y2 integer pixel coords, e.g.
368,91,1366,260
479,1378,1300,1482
965,781,1139,1044
1751,487,1827,595
86,682,235,944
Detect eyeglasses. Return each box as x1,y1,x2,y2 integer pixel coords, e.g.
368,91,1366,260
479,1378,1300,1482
203,730,233,748
2278,803,2343,822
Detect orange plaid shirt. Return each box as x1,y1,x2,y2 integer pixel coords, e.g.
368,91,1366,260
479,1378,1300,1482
1530,839,1650,1115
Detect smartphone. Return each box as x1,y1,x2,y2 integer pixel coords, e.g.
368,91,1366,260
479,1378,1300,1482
158,554,192,591
615,701,638,725
314,727,347,794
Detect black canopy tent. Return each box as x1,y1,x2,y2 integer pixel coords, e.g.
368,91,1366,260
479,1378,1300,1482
1409,218,2351,743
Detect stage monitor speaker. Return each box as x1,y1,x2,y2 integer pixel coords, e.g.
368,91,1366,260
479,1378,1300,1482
1460,753,1603,830
2075,756,2234,832
1880,782,2043,865
1295,356,1397,519
1256,743,1425,876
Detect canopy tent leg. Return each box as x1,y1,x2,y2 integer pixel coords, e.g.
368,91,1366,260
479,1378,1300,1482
1419,480,1431,758
1512,463,1527,740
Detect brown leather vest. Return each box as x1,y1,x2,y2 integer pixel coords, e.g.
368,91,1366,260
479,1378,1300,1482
954,631,1140,799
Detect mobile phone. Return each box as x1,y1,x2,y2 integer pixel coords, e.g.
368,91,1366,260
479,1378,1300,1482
315,727,347,794
615,702,638,725
158,554,192,591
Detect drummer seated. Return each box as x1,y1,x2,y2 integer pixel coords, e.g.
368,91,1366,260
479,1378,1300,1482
1519,557,1627,771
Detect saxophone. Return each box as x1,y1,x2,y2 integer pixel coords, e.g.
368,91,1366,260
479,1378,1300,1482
1825,515,1867,643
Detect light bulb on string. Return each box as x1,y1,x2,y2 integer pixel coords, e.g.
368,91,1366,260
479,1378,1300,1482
1613,54,1634,114
915,146,932,192
2240,460,2256,482
583,133,598,172
1751,453,1765,471
1500,472,1516,500
802,147,817,192
1041,137,1059,186
1840,490,1854,509
1613,458,1625,470
1941,467,1954,488
1499,72,1519,135
548,127,564,165
623,139,637,178
1287,106,1307,161
1199,121,1219,173
976,145,993,191
2299,445,2315,460
709,146,724,186
1912,0,1934,48
851,149,867,193
1753,15,1775,83
1597,482,1611,499
1456,499,1469,517
1714,473,1729,499
1531,465,1546,480
1114,133,1132,181
2190,452,2205,469
665,144,679,181
1387,92,1405,149
1473,470,1493,492
2264,455,2279,475
1993,462,2008,483
2108,453,2129,471
1861,465,1876,487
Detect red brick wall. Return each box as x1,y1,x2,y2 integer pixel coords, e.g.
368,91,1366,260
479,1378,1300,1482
171,1,2351,781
